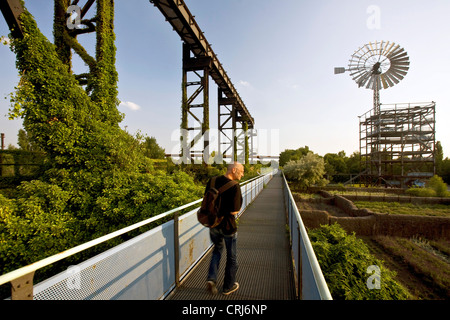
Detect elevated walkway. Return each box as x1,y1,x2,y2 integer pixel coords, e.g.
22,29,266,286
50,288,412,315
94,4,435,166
1,170,331,300
168,172,296,300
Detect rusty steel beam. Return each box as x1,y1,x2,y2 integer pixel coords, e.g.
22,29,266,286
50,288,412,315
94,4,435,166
0,0,24,39
150,0,254,129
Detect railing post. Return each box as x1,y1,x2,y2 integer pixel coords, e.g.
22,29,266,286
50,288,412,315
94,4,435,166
11,271,34,300
297,226,302,300
174,212,180,288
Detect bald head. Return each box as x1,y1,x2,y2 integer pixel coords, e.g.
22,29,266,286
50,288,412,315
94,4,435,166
225,162,244,181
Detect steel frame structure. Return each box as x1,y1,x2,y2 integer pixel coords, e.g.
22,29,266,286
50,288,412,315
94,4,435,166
359,102,436,187
151,0,253,163
1,0,254,164
181,42,211,163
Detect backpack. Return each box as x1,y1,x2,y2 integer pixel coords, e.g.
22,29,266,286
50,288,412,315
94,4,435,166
197,176,238,228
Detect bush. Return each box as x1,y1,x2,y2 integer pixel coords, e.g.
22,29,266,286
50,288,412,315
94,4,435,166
405,175,449,198
406,187,436,197
428,175,448,197
308,223,410,300
283,152,328,190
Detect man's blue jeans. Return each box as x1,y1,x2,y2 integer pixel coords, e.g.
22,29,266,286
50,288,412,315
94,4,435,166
207,227,238,291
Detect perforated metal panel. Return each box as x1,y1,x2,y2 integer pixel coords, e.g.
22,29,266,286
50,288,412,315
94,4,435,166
33,222,176,300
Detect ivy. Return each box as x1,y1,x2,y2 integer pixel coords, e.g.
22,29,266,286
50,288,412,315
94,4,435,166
309,224,410,300
0,3,204,278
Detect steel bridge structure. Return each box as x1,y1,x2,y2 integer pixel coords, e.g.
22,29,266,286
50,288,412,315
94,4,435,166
0,0,255,164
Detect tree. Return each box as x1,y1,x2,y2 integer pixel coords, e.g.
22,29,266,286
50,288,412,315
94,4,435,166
324,151,347,176
17,129,41,152
141,136,165,159
279,146,310,167
435,141,444,175
283,152,328,190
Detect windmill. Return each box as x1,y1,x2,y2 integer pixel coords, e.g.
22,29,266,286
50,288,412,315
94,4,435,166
335,41,410,114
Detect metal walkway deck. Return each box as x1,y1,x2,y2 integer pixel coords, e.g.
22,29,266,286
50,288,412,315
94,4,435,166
168,172,296,300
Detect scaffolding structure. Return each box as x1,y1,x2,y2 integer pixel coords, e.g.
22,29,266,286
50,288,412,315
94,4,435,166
359,102,436,187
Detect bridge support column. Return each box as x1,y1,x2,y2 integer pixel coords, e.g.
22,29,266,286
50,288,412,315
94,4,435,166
218,89,236,163
181,43,211,164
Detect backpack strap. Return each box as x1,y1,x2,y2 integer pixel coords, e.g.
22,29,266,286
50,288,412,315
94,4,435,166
210,176,217,189
218,179,238,193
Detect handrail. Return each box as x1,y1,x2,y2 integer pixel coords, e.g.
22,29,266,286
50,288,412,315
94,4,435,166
281,171,332,300
0,171,271,288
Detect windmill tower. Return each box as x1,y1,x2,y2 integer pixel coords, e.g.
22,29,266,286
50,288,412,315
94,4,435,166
334,41,436,187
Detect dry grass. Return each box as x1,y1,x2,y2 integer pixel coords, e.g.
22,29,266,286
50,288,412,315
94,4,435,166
372,236,450,299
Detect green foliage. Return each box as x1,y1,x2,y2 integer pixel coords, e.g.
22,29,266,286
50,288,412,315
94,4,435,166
141,136,166,159
405,187,437,198
279,146,310,167
405,175,449,198
0,6,204,277
309,223,410,300
428,175,448,197
283,152,328,190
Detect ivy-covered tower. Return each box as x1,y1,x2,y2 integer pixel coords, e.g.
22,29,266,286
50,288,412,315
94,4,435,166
53,0,121,126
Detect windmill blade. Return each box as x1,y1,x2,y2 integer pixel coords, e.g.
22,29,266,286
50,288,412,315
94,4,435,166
357,71,371,88
391,64,410,72
350,69,368,80
380,73,394,89
390,51,408,60
366,74,375,89
353,69,371,83
390,58,410,66
390,67,408,77
385,72,400,85
387,44,402,57
378,40,385,59
391,59,410,66
386,69,405,83
381,41,393,56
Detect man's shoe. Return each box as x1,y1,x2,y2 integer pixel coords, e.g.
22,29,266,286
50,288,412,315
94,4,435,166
207,280,218,295
222,282,239,296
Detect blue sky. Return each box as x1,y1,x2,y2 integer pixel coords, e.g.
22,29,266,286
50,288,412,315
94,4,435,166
1,0,449,158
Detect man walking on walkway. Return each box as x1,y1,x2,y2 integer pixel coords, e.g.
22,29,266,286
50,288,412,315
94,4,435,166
206,162,244,295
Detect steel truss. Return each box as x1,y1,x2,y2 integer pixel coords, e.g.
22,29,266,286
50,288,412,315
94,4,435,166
181,43,211,163
151,0,254,164
2,0,255,164
359,102,436,187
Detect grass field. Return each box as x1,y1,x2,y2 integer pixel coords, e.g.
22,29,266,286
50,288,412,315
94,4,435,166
353,201,450,217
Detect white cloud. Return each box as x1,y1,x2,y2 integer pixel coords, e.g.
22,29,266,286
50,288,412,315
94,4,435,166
239,80,251,87
119,101,141,111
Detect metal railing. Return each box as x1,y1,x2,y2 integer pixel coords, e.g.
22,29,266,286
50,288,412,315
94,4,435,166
281,172,333,300
0,170,275,300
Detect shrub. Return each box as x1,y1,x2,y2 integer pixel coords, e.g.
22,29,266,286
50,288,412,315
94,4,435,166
283,152,328,190
308,223,410,300
406,187,436,197
428,175,448,197
405,175,449,198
